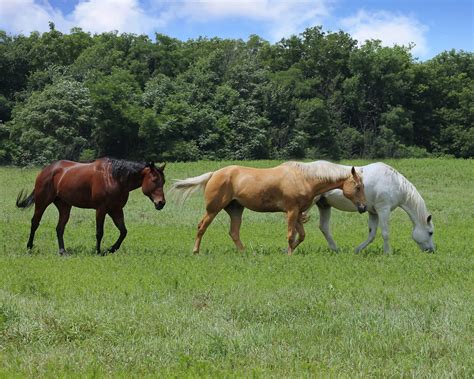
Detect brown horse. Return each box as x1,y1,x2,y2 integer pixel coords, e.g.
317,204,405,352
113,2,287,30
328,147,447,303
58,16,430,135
171,161,367,255
16,158,166,255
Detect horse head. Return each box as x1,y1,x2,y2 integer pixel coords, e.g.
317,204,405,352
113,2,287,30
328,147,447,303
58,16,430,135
412,214,435,252
342,167,367,213
142,162,166,210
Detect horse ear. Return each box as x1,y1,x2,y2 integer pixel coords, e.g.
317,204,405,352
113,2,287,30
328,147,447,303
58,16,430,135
427,214,432,223
146,161,155,168
159,162,166,171
351,166,357,177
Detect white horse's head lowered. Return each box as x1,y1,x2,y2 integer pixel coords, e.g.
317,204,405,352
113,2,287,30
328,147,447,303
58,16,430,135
412,214,435,252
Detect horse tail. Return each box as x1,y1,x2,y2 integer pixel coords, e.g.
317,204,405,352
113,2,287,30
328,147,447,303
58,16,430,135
16,189,35,209
170,172,214,204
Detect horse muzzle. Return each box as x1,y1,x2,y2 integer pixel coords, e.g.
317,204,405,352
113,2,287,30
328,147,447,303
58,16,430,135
154,201,166,210
357,204,367,214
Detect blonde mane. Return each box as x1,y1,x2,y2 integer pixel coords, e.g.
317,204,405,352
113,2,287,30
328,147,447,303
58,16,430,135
283,160,360,182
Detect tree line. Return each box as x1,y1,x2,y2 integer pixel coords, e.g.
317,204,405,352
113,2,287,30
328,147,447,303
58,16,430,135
0,23,472,165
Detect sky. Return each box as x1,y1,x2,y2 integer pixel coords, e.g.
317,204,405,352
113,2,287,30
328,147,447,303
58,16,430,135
0,0,473,59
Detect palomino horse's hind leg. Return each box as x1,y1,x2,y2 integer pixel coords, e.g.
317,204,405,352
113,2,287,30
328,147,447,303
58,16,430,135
224,201,245,251
193,211,218,254
107,209,127,254
54,199,72,255
286,209,300,255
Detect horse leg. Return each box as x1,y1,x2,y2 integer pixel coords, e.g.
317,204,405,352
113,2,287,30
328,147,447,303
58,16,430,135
107,209,127,254
292,219,306,251
286,208,300,255
377,208,392,253
193,211,218,254
355,212,379,253
54,199,72,255
224,201,245,251
26,202,49,249
95,209,106,255
317,204,338,251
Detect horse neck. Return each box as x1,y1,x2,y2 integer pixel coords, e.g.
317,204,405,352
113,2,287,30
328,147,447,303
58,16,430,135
306,176,346,198
399,181,428,227
120,173,144,192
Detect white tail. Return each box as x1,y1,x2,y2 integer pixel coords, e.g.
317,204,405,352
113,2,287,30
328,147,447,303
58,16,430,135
170,172,214,203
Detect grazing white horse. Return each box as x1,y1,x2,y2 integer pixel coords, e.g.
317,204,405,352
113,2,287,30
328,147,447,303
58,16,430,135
313,162,435,253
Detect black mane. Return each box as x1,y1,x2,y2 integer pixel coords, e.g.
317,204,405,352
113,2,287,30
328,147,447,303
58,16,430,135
106,158,146,182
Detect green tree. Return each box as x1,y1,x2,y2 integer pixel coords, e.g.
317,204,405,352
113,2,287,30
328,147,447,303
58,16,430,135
8,78,95,165
296,98,339,159
87,69,143,158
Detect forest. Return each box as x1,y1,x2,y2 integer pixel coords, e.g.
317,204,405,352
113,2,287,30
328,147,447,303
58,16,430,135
0,22,472,165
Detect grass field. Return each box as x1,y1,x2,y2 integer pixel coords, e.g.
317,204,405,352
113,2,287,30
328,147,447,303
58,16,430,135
0,159,473,377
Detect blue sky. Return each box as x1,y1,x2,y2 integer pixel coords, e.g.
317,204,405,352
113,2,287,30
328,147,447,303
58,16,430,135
1,0,472,59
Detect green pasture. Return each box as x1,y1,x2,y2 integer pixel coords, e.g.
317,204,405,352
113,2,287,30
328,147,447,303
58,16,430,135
0,159,473,377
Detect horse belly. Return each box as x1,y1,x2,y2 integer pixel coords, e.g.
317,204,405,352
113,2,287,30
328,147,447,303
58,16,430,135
324,189,358,212
54,170,97,208
234,187,287,212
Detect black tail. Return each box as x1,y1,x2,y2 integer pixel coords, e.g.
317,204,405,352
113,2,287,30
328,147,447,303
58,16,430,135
16,189,35,209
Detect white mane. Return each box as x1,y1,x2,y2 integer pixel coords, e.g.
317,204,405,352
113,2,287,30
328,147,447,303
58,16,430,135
284,160,360,182
383,164,429,223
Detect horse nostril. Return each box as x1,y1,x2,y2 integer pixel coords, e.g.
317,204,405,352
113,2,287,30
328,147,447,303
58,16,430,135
358,204,367,213
155,201,165,210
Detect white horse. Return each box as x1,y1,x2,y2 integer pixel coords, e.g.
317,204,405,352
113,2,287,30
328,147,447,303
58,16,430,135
313,162,435,253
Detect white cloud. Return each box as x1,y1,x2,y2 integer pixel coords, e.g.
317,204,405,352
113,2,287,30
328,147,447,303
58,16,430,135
173,0,330,41
0,0,330,41
340,10,429,57
0,0,428,55
71,0,162,34
0,0,165,35
0,0,69,33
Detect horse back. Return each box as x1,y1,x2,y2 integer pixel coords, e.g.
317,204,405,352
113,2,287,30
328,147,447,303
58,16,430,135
35,159,119,209
205,164,305,212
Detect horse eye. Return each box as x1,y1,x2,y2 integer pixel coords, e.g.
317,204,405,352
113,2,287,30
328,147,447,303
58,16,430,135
429,232,433,236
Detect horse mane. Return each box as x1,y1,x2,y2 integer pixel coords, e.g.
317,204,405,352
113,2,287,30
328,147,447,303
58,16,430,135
283,160,359,182
105,158,146,182
383,164,429,223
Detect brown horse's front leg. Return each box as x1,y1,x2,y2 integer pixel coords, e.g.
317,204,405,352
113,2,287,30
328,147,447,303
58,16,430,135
107,209,127,254
286,209,300,255
96,209,106,255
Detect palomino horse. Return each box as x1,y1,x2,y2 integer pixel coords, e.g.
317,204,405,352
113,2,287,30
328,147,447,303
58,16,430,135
313,162,434,253
171,161,367,255
16,158,166,255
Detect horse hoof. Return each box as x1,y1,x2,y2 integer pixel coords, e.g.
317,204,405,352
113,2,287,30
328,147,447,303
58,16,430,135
107,248,117,254
59,249,69,256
